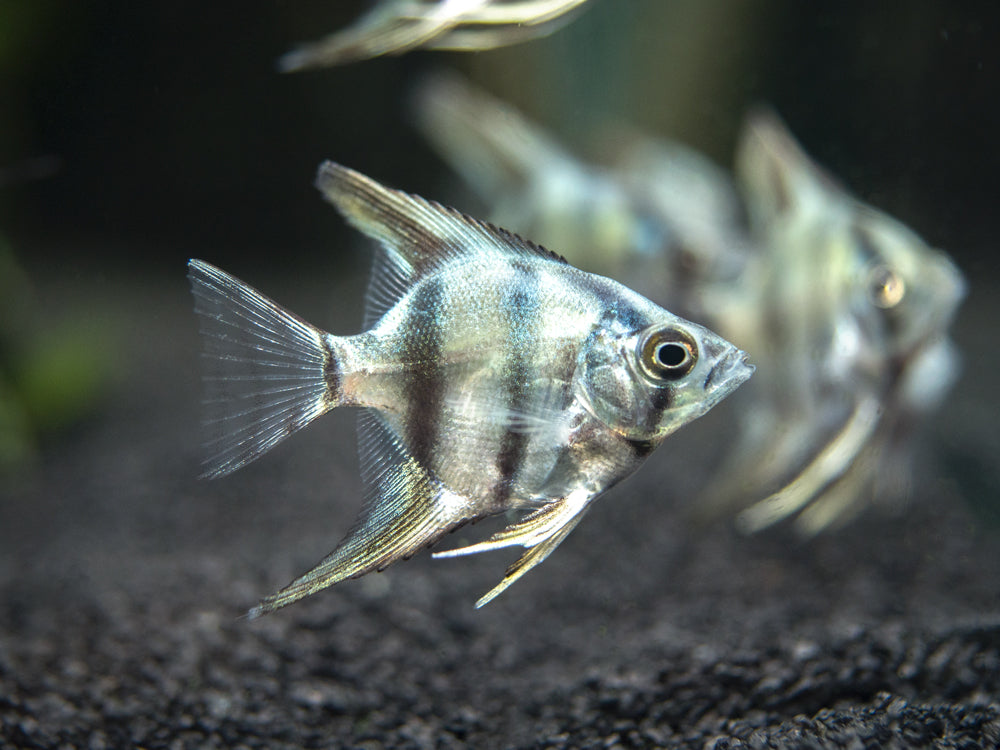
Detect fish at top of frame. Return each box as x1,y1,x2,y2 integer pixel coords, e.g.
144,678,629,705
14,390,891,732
188,162,753,615
278,0,593,71
696,108,965,535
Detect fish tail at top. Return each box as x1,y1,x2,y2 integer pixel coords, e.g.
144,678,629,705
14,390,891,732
187,259,345,479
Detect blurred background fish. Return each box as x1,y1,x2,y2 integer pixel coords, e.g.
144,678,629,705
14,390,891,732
413,71,966,534
279,0,593,71
412,70,749,316
697,110,966,534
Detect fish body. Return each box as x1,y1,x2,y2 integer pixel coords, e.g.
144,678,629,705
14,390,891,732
189,163,752,614
279,0,592,71
697,110,965,533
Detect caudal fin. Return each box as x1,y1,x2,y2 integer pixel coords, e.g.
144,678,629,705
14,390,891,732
187,259,339,479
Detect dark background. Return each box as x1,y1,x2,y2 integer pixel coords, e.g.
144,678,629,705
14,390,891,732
2,2,1000,748
2,1,998,277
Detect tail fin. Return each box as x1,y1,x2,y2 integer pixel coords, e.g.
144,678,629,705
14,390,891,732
187,259,340,479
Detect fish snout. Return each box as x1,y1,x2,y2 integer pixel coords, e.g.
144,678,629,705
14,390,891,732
704,348,755,392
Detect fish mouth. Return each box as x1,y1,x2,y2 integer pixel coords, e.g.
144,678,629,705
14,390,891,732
704,349,755,391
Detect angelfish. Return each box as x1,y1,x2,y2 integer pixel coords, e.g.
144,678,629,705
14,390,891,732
695,110,965,535
277,0,593,71
188,163,753,615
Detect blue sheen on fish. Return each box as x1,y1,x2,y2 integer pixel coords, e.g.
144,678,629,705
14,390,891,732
188,162,753,615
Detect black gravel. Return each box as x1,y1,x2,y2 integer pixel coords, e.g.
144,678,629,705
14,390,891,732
2,275,999,749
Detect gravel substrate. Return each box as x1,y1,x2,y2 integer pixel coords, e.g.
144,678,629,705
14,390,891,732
2,276,998,749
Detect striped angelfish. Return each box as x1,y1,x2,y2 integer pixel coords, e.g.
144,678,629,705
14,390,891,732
188,162,753,614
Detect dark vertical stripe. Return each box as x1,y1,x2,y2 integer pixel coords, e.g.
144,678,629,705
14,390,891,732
624,438,657,459
648,385,673,413
492,262,541,504
402,276,446,473
323,340,341,405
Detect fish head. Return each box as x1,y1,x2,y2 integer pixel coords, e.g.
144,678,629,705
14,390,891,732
849,207,966,363
737,107,966,388
576,305,755,443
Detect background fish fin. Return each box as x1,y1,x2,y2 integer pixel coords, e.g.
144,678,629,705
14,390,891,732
278,3,450,71
428,0,591,51
795,441,882,536
692,389,863,529
735,395,882,533
247,410,476,618
736,107,846,230
315,161,568,279
412,70,570,202
278,1,589,70
433,491,592,608
187,260,336,479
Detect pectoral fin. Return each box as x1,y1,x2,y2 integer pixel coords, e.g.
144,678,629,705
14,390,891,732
433,491,592,608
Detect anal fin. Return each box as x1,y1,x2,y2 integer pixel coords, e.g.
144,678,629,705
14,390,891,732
248,411,477,618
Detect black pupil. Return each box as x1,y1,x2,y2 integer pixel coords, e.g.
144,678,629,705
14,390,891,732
656,342,688,368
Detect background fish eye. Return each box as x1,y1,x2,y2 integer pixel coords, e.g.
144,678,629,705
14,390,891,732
639,327,698,380
866,263,906,309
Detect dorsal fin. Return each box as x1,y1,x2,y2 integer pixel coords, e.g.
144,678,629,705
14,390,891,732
315,161,567,280
362,246,412,328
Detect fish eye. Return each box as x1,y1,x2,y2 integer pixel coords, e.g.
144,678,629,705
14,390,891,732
867,263,905,309
638,326,698,381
